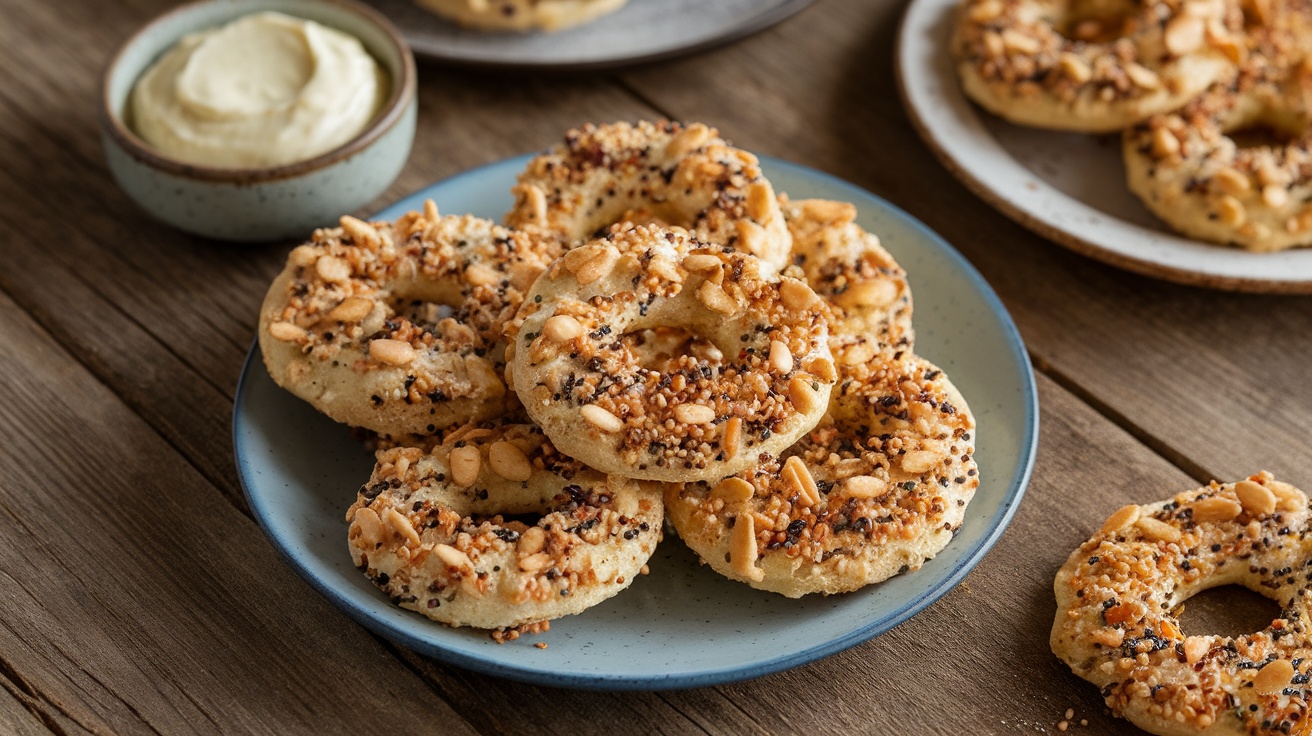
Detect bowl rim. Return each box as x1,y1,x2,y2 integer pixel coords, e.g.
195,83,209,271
99,0,417,184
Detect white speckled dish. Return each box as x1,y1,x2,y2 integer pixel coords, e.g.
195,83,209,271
896,0,1312,293
366,0,813,69
233,155,1038,689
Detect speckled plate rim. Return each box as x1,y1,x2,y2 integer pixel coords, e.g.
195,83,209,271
233,154,1038,690
895,0,1312,294
372,0,815,70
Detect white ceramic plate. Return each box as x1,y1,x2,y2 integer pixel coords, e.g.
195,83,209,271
896,0,1312,293
365,0,813,69
233,155,1038,689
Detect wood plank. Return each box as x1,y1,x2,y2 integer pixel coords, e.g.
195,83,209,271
0,289,477,735
0,683,61,736
389,646,765,736
617,0,1312,492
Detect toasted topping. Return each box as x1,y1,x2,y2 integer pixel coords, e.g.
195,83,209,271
384,508,422,547
843,475,887,499
1164,14,1205,56
1101,504,1141,534
543,314,584,343
769,340,794,374
449,445,482,487
1254,659,1295,695
682,253,723,273
369,339,416,366
1235,479,1276,515
697,281,738,315
327,296,374,323
782,456,821,507
900,449,938,475
722,417,742,459
712,477,755,503
433,543,473,571
1190,496,1241,522
780,278,819,311
488,441,533,481
465,263,501,287
581,404,624,433
674,404,716,425
665,122,714,159
268,321,306,341
1134,516,1181,543
788,375,819,415
730,514,764,581
315,254,351,282
518,526,547,555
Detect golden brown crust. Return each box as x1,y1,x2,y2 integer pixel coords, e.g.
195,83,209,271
1052,472,1312,735
346,417,663,629
952,0,1243,132
258,205,562,436
507,223,836,482
665,347,977,597
1123,12,1312,252
505,120,792,272
781,196,914,346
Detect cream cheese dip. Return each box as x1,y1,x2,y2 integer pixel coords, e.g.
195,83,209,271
129,11,386,168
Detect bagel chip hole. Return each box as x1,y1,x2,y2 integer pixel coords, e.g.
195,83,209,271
393,300,456,323
1056,0,1135,43
1224,110,1308,150
1176,585,1283,639
620,327,727,372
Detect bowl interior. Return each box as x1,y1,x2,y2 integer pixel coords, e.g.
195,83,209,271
104,0,410,172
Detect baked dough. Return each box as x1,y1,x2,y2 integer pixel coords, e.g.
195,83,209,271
1124,21,1312,252
665,346,977,597
347,419,662,629
506,121,792,272
1052,473,1312,735
507,223,836,482
259,204,559,437
781,196,914,345
952,0,1243,132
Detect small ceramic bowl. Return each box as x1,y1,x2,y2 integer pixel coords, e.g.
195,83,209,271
100,0,417,242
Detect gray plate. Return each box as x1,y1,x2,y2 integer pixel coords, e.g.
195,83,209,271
367,0,815,69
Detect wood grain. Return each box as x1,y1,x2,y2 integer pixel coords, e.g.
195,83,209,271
0,685,58,736
0,290,478,734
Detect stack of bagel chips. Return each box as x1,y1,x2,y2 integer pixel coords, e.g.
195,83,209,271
258,121,979,633
951,0,1312,252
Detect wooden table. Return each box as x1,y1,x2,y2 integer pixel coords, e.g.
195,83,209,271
3,0,1310,733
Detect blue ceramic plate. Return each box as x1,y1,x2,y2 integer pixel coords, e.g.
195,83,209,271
233,156,1038,690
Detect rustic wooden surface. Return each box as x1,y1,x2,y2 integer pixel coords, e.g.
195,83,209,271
2,0,1310,733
